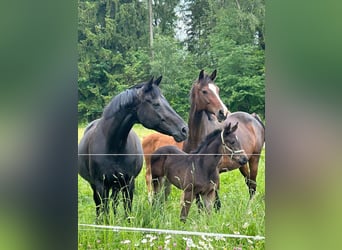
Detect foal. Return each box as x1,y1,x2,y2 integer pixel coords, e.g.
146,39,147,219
151,122,248,222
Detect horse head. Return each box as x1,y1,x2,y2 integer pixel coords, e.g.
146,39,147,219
221,122,248,165
136,76,188,142
192,69,229,122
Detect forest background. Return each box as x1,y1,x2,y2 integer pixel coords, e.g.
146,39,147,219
78,0,265,124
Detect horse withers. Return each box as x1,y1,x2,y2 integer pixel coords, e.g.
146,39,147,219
151,122,247,222
78,76,188,220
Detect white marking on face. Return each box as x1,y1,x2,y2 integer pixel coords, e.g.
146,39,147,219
208,83,229,115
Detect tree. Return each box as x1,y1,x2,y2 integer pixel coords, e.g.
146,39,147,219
182,0,217,69
78,0,151,123
150,34,197,119
208,0,265,118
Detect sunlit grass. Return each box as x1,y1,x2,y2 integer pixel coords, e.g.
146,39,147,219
78,124,265,249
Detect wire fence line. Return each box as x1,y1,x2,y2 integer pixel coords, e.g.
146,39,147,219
78,224,265,241
78,153,264,156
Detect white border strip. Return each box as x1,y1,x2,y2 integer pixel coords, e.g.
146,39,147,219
78,224,265,240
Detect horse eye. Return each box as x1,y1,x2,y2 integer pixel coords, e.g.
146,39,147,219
153,102,160,107
227,138,235,145
202,90,208,94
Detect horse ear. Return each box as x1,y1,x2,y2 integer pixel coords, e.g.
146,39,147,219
143,76,154,92
231,122,239,133
198,69,204,81
148,76,154,85
210,69,217,81
225,122,231,133
154,75,162,86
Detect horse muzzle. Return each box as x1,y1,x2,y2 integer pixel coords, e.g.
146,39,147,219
238,156,248,165
173,125,188,142
217,109,227,122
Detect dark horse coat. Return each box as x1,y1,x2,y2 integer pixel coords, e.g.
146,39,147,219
78,76,188,218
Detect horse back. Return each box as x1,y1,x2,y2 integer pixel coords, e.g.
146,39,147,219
143,132,183,155
225,112,265,154
151,146,184,175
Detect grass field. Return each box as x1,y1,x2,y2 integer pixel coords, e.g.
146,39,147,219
78,124,265,249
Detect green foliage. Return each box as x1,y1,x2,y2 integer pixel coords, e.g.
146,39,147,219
78,0,265,123
208,1,265,119
152,0,179,36
78,0,151,123
150,35,197,119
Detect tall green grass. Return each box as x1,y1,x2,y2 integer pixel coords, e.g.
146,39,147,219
78,124,265,249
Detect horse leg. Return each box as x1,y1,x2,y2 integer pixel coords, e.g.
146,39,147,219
91,183,109,222
213,190,221,212
122,179,134,218
91,184,101,217
145,155,153,203
164,178,172,201
247,156,259,199
180,191,194,222
111,187,120,215
203,190,216,214
152,176,164,205
152,177,161,194
195,194,204,212
239,164,252,197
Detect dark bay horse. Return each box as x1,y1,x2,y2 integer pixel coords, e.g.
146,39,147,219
151,123,248,222
142,132,184,201
78,76,188,219
143,69,229,198
215,111,265,206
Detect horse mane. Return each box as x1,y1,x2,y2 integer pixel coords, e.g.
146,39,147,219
103,81,160,120
190,128,222,154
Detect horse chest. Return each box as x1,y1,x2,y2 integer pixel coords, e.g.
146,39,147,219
91,154,143,179
195,178,218,194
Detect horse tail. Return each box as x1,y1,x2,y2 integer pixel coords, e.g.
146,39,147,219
251,112,265,131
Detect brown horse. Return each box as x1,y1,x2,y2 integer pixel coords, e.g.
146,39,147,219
143,69,229,199
215,111,265,207
151,123,248,222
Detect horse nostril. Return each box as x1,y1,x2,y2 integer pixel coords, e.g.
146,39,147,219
219,109,227,118
217,109,226,122
240,157,248,165
181,126,189,135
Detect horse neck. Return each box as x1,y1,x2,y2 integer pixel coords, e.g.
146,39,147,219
193,136,222,173
186,110,219,152
101,93,138,152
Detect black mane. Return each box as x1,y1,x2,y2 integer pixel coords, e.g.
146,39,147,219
103,88,138,120
103,80,160,120
191,128,222,154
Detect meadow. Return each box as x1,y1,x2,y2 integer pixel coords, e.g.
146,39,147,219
78,124,265,249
